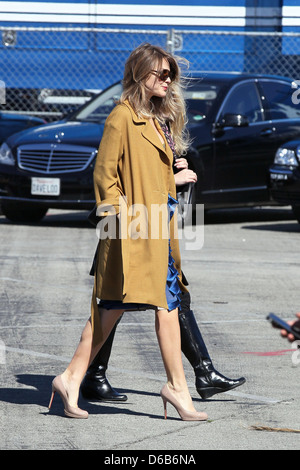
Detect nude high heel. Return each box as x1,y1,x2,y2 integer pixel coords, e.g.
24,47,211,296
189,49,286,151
160,384,208,421
48,375,88,419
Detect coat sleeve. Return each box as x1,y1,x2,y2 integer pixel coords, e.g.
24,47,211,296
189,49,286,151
93,108,124,216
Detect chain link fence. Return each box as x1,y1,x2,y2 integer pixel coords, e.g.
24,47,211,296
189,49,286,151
1,26,300,120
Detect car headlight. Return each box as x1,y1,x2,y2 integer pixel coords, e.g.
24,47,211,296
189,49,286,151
274,147,298,166
0,143,14,166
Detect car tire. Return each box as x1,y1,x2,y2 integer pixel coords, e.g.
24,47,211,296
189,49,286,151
1,201,48,223
292,205,300,224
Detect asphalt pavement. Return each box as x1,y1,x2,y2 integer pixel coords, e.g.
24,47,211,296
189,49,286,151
0,206,299,453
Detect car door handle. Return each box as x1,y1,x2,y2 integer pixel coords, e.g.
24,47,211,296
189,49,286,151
260,128,274,136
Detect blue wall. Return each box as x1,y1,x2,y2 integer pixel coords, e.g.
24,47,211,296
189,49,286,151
1,1,300,92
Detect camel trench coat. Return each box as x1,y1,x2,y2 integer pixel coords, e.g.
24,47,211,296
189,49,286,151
91,100,187,343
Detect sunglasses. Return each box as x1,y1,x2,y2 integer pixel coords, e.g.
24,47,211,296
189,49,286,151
151,69,175,82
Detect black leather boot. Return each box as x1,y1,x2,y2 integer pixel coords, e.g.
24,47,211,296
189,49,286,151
80,319,128,402
179,292,246,400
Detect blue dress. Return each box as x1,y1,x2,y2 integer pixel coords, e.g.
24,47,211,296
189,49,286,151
99,194,182,312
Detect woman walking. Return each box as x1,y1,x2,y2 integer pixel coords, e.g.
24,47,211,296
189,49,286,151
48,43,208,422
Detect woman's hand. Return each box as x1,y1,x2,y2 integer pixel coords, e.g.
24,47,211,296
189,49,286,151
280,313,300,342
174,168,197,187
174,158,188,170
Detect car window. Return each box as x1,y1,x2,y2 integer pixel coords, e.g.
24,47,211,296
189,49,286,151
259,80,300,120
220,82,263,123
75,82,123,122
185,84,220,122
75,80,222,124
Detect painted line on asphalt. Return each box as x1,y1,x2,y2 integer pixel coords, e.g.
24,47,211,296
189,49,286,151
0,322,87,330
1,345,70,363
0,344,281,404
222,389,280,403
242,349,296,356
0,276,91,292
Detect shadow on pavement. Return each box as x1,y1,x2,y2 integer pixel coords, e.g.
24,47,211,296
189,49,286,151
0,374,239,420
0,210,93,229
0,206,296,229
204,206,295,225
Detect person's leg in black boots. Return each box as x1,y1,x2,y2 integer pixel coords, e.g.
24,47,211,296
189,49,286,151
80,318,127,402
179,291,246,399
80,290,245,402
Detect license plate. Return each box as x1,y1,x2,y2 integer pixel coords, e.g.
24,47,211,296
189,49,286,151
31,177,61,196
270,173,288,181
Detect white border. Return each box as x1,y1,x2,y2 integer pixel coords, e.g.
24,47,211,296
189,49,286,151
0,2,246,26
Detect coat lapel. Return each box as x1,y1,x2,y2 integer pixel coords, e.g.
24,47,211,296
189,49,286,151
141,120,167,153
123,100,173,165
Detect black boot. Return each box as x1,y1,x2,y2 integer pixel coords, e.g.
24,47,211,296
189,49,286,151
80,319,128,402
179,292,246,400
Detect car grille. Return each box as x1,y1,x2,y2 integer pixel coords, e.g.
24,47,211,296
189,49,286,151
17,143,97,174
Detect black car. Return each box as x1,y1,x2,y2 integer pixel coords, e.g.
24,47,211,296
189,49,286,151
1,72,300,223
269,140,300,223
0,112,45,145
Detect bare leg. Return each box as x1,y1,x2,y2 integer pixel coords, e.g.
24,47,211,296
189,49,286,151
60,308,124,407
155,307,196,412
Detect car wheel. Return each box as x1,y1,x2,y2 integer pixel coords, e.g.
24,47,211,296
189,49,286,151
292,205,300,224
1,201,48,223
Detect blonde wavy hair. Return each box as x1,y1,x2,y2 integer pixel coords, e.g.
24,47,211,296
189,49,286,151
120,43,190,156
